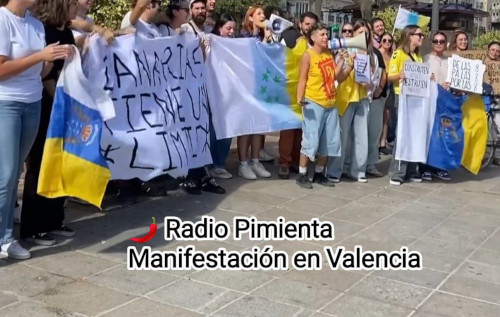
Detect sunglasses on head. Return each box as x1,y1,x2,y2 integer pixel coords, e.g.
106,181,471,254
382,38,392,43
342,29,353,33
411,33,424,39
433,40,446,45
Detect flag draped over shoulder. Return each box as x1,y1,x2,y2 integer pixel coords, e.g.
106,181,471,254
205,36,305,139
394,7,430,30
37,48,115,208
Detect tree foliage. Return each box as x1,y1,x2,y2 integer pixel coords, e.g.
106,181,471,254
88,0,284,31
473,30,500,49
90,0,131,30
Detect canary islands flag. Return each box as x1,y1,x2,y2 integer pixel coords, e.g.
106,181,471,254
37,48,115,208
205,35,306,139
394,6,430,30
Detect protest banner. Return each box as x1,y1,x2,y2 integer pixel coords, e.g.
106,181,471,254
402,61,431,97
84,34,212,181
354,53,371,84
446,54,485,94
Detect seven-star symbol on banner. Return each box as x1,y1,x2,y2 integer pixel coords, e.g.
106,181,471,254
259,68,284,104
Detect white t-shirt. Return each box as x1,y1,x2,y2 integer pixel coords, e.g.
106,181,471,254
0,7,45,103
121,11,132,29
159,24,175,37
72,15,93,39
123,13,168,39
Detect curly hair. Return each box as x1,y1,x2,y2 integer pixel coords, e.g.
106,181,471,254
32,0,75,27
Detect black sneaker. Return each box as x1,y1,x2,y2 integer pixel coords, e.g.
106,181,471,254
183,179,201,195
201,177,226,194
278,166,290,179
27,233,56,246
312,172,335,187
50,226,75,238
296,173,313,189
379,146,393,156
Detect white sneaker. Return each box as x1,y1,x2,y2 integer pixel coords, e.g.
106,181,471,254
13,202,22,224
238,164,257,180
210,167,232,179
250,161,272,178
259,149,274,162
1,240,31,260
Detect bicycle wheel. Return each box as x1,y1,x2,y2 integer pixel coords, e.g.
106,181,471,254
482,114,497,168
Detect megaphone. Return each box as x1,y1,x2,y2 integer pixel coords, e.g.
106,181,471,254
255,14,293,34
329,31,368,51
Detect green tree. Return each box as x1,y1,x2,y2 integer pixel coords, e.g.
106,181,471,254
473,31,500,49
90,0,131,30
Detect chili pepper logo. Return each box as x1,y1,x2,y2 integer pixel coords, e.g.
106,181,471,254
129,217,157,243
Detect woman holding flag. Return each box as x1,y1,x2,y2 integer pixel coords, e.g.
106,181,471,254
387,25,425,186
0,0,72,260
419,32,452,182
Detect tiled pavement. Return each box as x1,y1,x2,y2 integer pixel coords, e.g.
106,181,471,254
1,140,500,317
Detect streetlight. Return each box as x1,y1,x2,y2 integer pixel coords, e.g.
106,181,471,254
432,0,439,35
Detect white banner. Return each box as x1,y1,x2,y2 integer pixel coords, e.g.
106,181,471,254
84,34,212,181
403,61,431,97
446,55,485,94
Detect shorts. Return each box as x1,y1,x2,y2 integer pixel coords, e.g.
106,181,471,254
300,99,341,161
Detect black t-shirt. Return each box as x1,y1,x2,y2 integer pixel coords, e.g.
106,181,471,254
43,24,75,81
373,47,387,99
279,26,302,49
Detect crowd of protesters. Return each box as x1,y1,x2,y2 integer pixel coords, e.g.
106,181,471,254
0,0,498,260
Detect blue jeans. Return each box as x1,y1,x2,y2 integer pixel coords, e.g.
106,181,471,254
300,99,341,160
209,115,232,168
327,99,370,179
0,100,41,246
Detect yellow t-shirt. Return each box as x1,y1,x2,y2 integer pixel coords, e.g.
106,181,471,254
389,48,423,95
335,50,368,116
305,48,336,108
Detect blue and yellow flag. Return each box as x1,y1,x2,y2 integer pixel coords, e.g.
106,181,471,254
37,49,115,208
427,86,487,174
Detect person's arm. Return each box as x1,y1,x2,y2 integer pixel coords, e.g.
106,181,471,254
70,18,93,33
0,43,69,80
374,69,387,99
42,78,57,98
338,51,354,81
41,61,54,79
297,52,310,105
130,0,151,26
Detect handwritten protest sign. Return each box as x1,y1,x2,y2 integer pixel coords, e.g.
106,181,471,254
446,54,485,94
402,61,431,97
84,34,212,181
354,53,371,84
444,50,500,94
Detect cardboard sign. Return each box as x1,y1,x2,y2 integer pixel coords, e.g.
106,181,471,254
402,61,431,97
443,50,487,62
446,55,486,94
444,50,500,93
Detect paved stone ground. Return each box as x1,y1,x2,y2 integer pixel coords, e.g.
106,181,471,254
1,138,500,317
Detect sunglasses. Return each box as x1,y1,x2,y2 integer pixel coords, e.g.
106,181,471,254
342,29,353,33
411,33,425,39
433,40,446,45
382,38,393,43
